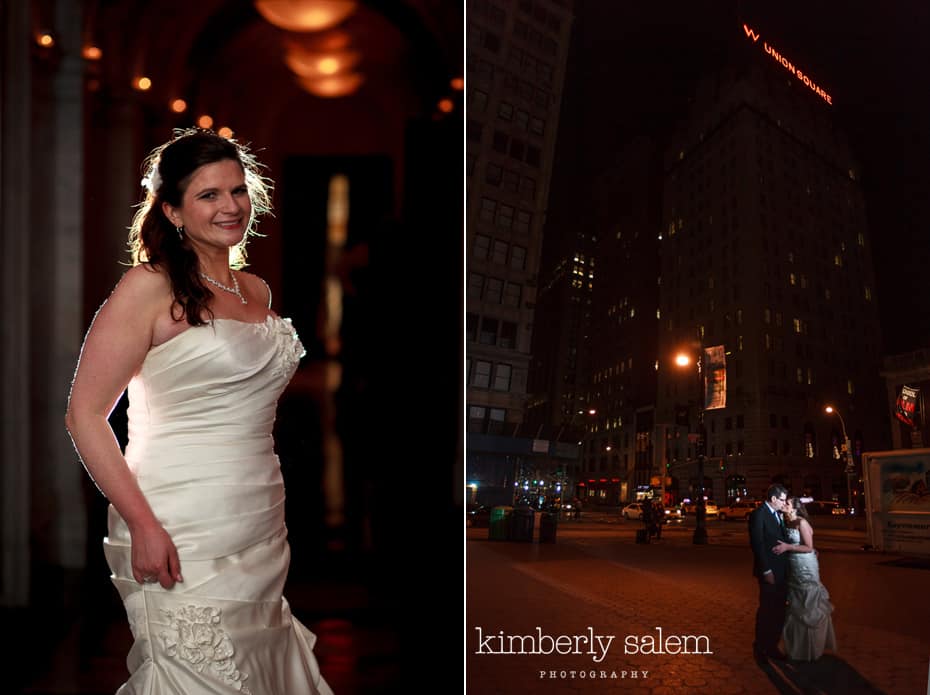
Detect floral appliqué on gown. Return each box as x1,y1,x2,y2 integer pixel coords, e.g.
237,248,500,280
782,526,837,661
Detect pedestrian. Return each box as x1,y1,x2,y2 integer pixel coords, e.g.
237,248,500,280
642,498,655,539
652,500,663,539
573,496,583,520
65,128,332,693
749,484,790,664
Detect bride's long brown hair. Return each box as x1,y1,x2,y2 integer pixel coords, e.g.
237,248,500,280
787,497,811,524
128,128,273,326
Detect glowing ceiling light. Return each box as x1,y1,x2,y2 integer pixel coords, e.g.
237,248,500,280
197,114,214,128
296,72,363,98
254,0,357,33
450,77,464,91
218,126,234,138
134,76,152,91
170,99,187,113
438,98,454,113
284,46,359,79
37,33,54,47
82,46,102,60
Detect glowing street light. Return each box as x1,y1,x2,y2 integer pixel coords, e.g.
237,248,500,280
824,405,856,519
675,349,708,544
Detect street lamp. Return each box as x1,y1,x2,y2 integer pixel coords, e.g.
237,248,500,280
675,350,708,544
824,405,856,521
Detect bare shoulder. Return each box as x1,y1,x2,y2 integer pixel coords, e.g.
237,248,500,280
236,270,272,307
114,264,172,304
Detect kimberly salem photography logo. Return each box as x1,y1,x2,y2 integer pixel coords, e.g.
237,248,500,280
473,626,713,664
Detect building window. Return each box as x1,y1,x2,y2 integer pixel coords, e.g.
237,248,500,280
496,205,514,232
487,407,506,434
479,317,498,345
473,234,491,259
737,414,744,428
526,146,541,168
493,364,512,391
514,211,531,235
485,163,502,185
491,239,508,264
515,109,529,130
484,277,503,303
804,424,816,458
498,101,513,120
847,379,855,395
511,245,527,269
499,321,517,349
470,89,488,112
503,170,519,192
466,313,478,342
468,406,486,433
473,361,491,388
492,130,509,153
864,286,872,301
519,176,536,200
503,282,522,307
796,367,803,384
479,197,496,223
467,273,484,299
529,116,545,135
782,440,791,455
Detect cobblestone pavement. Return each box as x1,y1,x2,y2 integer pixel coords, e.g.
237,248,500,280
466,523,930,694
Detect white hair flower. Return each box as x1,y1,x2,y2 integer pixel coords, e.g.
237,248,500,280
141,167,163,195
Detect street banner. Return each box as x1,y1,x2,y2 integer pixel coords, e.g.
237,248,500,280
703,345,726,410
895,384,919,428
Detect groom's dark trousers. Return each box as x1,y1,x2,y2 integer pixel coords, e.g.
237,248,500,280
749,504,788,655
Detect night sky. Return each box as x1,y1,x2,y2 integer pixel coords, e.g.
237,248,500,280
551,0,930,354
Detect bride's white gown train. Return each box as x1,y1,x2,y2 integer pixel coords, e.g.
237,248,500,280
782,526,837,662
103,316,333,694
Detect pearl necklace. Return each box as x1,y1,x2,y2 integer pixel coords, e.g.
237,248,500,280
200,270,247,304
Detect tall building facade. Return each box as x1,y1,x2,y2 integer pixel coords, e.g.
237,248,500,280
465,0,574,505
575,138,664,505
655,55,888,505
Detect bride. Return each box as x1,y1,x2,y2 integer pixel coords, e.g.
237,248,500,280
65,129,332,694
772,497,837,661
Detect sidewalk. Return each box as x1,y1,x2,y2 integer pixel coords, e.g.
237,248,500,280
466,522,929,694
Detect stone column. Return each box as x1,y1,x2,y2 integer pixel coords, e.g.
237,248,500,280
1,0,33,606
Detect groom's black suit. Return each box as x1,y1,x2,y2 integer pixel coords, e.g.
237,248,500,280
749,502,789,658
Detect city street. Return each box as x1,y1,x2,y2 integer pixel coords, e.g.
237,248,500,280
466,514,930,694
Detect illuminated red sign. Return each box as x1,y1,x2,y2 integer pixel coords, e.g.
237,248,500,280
743,24,833,105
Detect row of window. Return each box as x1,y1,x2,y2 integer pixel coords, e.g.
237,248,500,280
466,57,553,111
507,46,554,88
512,18,558,57
467,404,507,434
484,162,537,201
476,198,533,236
491,129,542,168
467,313,519,350
467,273,523,307
517,0,564,33
472,232,528,268
468,0,506,25
467,22,502,55
467,359,512,392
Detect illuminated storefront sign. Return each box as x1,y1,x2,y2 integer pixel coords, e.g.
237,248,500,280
743,24,833,105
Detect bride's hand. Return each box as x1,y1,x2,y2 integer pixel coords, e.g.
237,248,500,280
772,541,791,555
129,520,183,589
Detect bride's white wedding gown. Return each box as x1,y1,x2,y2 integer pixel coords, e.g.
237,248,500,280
103,315,333,694
782,526,837,661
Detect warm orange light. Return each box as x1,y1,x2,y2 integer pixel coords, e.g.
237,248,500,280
37,33,54,47
134,76,152,91
675,354,691,367
217,126,233,138
82,45,102,60
438,98,454,113
197,115,214,128
170,99,187,113
451,77,464,91
254,0,357,32
284,46,359,79
742,23,832,105
588,409,596,415
824,406,835,414
296,72,363,98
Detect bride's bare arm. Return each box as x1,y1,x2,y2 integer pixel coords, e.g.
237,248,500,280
65,265,182,587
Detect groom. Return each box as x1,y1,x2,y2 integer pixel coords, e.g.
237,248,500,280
749,484,789,663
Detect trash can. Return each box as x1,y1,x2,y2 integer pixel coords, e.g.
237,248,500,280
539,512,557,543
510,506,535,542
488,506,513,541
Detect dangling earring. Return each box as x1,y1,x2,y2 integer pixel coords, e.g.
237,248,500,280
176,225,184,237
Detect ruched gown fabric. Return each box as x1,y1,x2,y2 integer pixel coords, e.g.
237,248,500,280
103,316,333,695
782,527,837,661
